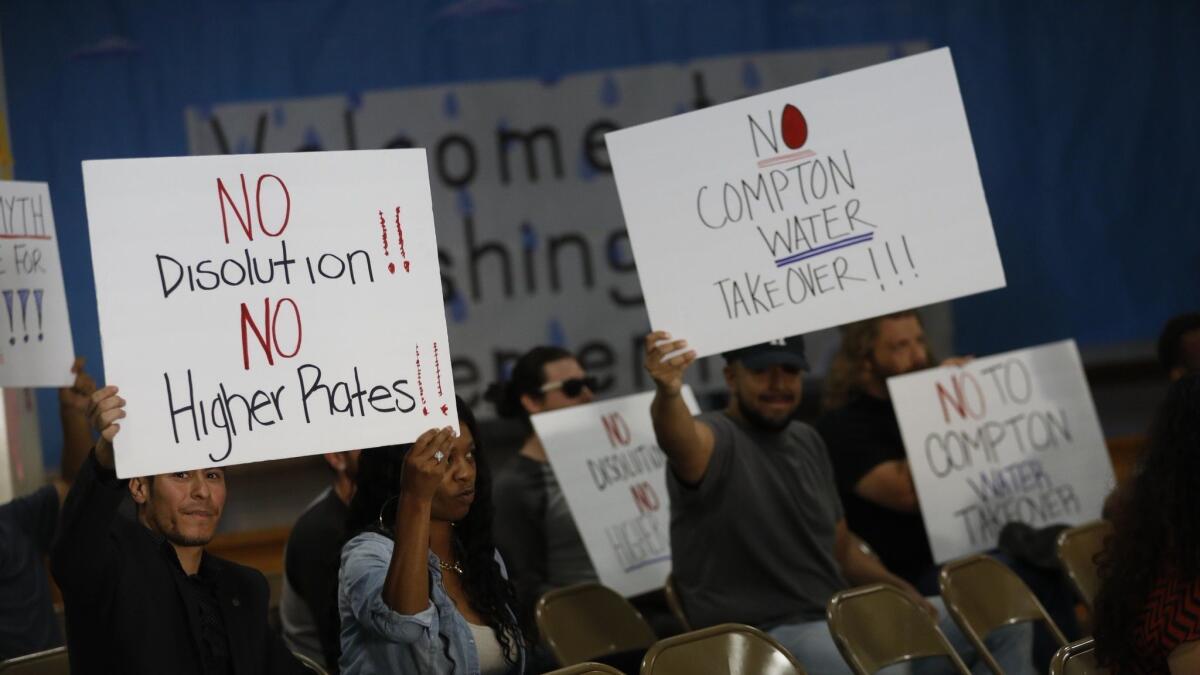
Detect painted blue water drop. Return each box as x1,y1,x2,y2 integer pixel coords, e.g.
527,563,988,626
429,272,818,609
272,105,286,126
443,91,459,119
578,149,596,181
457,190,474,216
346,91,363,111
449,293,469,323
234,137,251,154
600,75,620,107
520,221,539,251
547,318,567,348
741,61,762,91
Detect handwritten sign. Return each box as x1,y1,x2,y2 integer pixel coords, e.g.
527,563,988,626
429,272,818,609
606,48,1004,357
83,150,457,478
888,340,1114,563
0,181,74,387
531,388,699,597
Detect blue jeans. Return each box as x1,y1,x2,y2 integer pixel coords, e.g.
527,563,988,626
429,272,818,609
767,597,1034,675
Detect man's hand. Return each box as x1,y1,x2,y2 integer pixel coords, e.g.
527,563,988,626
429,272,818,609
59,357,97,415
87,386,126,469
940,355,974,368
400,427,456,502
644,331,697,396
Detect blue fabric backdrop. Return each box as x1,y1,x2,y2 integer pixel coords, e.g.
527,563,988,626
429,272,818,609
2,0,1197,467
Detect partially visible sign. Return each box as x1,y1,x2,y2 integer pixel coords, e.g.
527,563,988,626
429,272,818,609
889,340,1115,562
0,180,74,387
532,387,700,596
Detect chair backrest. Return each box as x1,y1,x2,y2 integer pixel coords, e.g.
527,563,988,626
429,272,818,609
826,584,970,675
1049,637,1108,675
0,647,70,675
536,582,658,666
939,554,1068,673
291,652,330,675
663,574,692,633
640,623,806,675
545,662,628,675
1056,521,1113,611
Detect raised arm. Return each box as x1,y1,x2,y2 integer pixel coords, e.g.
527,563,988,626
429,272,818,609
381,427,457,615
50,385,127,598
645,331,715,485
55,357,98,500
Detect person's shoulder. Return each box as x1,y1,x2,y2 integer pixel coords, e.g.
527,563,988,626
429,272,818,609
209,553,272,599
289,490,346,546
494,455,543,489
787,420,826,449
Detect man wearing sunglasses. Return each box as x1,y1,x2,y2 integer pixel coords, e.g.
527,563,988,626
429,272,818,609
645,331,1032,674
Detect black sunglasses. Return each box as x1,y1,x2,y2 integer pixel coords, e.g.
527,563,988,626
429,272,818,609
539,375,600,398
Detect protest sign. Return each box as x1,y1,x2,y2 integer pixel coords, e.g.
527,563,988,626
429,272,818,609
606,47,1004,357
888,340,1114,563
0,181,74,387
83,150,456,478
531,387,699,596
186,42,940,406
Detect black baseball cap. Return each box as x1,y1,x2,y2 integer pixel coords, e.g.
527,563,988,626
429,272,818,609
722,335,809,371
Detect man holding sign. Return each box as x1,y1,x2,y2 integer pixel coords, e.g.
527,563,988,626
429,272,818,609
51,386,308,675
645,331,1032,673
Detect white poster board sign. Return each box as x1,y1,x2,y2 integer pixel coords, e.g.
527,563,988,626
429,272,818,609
531,387,700,597
83,150,457,477
0,181,74,386
606,48,1004,357
888,339,1115,563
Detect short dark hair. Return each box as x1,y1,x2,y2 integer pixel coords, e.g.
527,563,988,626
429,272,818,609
1156,312,1200,372
484,345,574,431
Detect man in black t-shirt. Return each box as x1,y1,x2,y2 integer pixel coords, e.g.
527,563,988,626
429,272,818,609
817,311,944,589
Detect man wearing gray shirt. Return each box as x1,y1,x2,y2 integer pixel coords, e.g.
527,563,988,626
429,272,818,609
645,332,1033,674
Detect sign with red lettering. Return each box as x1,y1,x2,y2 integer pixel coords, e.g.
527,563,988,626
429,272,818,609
888,340,1114,562
606,48,1004,357
83,150,456,478
531,387,700,597
0,181,75,387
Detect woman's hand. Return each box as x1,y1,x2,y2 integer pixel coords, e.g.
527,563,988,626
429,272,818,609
399,426,457,501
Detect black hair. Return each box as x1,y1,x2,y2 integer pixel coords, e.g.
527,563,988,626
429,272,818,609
1093,375,1200,668
344,397,522,664
483,345,574,432
1157,312,1200,373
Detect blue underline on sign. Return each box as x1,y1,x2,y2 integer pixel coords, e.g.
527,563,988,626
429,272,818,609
774,232,874,268
622,554,672,573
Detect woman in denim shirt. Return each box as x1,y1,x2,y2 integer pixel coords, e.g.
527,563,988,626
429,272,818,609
339,398,525,674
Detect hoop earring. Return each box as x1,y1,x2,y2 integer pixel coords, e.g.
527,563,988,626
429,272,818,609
376,495,400,533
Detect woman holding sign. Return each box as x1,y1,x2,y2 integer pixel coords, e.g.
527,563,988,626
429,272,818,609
338,398,525,675
1093,374,1200,674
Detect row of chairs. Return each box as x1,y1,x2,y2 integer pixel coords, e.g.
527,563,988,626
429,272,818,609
1,520,1112,674
536,519,1114,674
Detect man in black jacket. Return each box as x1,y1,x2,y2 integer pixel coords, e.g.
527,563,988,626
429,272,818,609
50,384,308,675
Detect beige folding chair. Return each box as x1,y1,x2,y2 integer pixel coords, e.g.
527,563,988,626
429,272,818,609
1049,637,1108,675
663,574,692,632
1056,521,1113,611
939,554,1068,674
0,646,70,674
640,623,806,675
292,652,330,675
545,663,627,675
827,584,970,674
536,582,657,666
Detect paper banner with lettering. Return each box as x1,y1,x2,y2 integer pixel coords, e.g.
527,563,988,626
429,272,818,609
83,150,457,478
531,387,699,596
606,48,1004,357
0,180,75,387
888,339,1115,563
